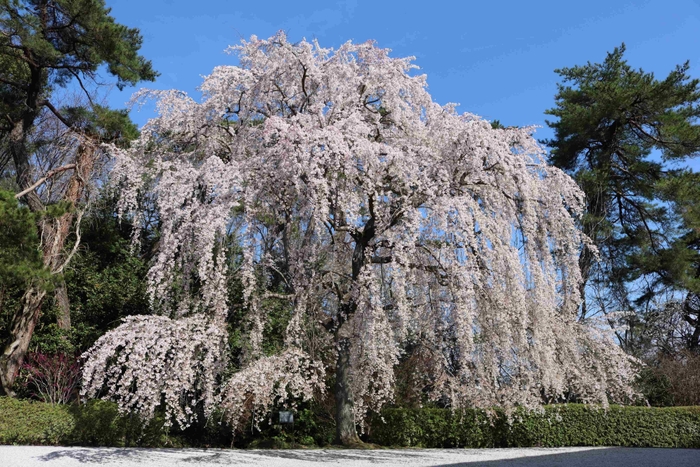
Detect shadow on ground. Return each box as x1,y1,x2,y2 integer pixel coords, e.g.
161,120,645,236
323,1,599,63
39,448,247,465
34,446,699,466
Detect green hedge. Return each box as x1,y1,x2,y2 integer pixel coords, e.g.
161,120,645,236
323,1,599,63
3,397,699,448
0,397,74,445
0,397,332,448
369,407,505,448
0,397,172,446
369,405,700,448
506,405,700,448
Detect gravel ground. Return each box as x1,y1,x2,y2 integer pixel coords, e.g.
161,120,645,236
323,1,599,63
1,446,698,467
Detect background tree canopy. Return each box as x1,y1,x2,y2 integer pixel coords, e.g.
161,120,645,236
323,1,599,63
0,0,156,396
544,44,700,355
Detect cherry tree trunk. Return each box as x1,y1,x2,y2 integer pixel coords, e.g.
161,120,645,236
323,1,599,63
334,219,374,445
0,286,46,396
335,338,361,445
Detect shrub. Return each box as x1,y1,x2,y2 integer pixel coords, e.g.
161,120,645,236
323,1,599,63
369,405,700,448
19,353,81,405
635,366,674,407
506,405,700,448
3,397,699,448
67,400,173,447
369,407,505,448
0,397,74,445
657,351,700,406
0,397,173,447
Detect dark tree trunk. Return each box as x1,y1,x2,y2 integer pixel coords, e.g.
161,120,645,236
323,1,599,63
9,120,43,212
0,286,46,396
578,249,592,321
333,211,376,445
684,292,700,351
334,338,360,445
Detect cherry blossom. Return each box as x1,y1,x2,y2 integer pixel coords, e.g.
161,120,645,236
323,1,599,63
83,32,638,442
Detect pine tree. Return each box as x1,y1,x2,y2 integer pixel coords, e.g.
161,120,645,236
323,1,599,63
0,0,156,396
544,44,700,352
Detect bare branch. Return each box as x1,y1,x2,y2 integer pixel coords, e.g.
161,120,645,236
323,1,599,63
40,100,74,129
14,164,76,199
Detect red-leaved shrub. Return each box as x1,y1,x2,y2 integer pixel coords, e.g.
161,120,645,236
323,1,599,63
20,352,80,404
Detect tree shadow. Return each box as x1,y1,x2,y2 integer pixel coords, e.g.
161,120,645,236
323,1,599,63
33,446,700,466
36,448,246,465
38,448,143,464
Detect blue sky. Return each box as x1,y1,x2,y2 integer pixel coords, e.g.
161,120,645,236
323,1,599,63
104,0,700,162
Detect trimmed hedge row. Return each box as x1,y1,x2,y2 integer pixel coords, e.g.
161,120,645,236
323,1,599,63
3,397,699,448
506,405,700,448
369,405,700,448
0,397,171,446
369,407,505,448
0,397,331,448
0,397,74,445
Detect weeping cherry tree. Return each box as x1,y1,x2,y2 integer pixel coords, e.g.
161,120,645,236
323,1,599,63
81,33,638,444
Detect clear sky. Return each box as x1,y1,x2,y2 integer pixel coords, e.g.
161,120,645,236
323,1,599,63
103,0,700,161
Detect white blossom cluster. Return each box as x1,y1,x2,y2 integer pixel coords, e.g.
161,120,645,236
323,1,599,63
81,315,227,427
219,348,325,433
83,32,639,433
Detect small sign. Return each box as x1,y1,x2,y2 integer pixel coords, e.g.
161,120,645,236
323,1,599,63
279,411,294,424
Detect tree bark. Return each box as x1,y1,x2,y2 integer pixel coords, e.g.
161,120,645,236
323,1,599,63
334,338,361,445
333,211,375,445
55,280,71,330
44,144,95,332
0,286,47,396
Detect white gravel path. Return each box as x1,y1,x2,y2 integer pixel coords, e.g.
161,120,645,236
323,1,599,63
1,446,698,467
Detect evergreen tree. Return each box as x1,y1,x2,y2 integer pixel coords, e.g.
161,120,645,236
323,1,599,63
544,44,700,352
0,0,156,396
0,190,50,297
